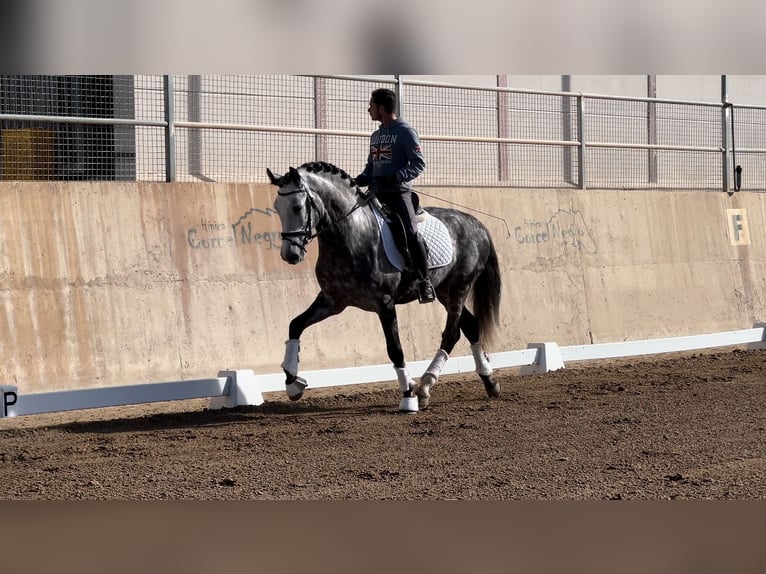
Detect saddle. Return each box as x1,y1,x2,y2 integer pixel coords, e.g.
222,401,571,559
370,193,454,272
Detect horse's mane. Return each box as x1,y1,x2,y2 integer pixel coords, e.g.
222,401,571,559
298,161,359,192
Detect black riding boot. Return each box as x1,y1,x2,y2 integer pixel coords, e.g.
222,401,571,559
411,233,435,304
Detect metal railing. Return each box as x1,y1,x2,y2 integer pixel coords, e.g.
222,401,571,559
0,74,763,192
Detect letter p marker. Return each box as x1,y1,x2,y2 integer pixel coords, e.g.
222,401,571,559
1,386,18,418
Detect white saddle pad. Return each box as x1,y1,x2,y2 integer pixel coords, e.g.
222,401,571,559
370,203,454,271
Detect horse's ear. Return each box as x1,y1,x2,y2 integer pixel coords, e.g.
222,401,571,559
288,166,301,183
266,168,282,186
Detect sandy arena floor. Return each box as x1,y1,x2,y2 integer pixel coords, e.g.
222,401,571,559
1,349,765,499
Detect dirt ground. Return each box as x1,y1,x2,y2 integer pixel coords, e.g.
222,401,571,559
1,348,765,500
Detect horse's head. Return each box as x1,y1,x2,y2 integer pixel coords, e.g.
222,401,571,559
267,166,321,265
268,162,363,264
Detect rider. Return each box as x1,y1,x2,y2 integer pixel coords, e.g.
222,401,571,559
354,88,436,304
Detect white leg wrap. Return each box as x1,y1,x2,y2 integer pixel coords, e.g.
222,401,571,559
471,342,493,376
395,367,414,394
281,339,300,377
425,349,449,378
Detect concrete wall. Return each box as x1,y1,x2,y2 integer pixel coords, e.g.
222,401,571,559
1,182,764,394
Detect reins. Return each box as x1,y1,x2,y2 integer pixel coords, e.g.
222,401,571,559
276,162,511,250
311,190,369,239
411,187,512,238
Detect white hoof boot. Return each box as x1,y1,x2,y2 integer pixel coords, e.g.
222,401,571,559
416,373,436,409
286,377,307,401
395,366,418,413
398,396,419,413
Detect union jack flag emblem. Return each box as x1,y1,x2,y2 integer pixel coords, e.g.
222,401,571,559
371,144,392,161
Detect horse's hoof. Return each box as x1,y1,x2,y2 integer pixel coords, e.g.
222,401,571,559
480,374,500,398
286,376,307,401
398,396,419,413
415,373,436,409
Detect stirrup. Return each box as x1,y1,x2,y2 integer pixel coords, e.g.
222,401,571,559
418,279,436,304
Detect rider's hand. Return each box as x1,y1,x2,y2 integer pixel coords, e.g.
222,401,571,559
353,174,369,188
358,189,375,206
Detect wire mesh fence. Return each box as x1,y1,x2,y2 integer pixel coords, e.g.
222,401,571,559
581,96,724,190
169,75,393,182
585,148,723,190
730,105,766,191
0,75,146,181
132,75,167,181
1,74,765,192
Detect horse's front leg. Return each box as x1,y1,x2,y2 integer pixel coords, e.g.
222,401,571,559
377,305,419,413
282,292,344,401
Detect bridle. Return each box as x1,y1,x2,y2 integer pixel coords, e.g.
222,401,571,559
277,182,367,253
277,184,323,253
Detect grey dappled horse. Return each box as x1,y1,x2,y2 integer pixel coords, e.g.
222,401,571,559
267,162,502,412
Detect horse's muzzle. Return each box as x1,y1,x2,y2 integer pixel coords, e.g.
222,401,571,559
283,252,302,265
281,244,304,264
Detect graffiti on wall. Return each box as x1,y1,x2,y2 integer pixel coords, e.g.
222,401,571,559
186,207,282,252
185,205,598,259
513,208,597,255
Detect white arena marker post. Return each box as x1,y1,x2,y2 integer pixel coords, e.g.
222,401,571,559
747,323,766,351
209,370,264,409
1,386,19,418
520,343,565,375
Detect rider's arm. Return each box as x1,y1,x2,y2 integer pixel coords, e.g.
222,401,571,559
396,127,425,183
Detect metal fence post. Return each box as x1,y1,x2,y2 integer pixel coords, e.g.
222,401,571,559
647,75,658,184
562,76,573,185
497,75,510,182
395,75,404,117
314,76,328,162
721,75,730,193
577,94,587,190
164,75,176,182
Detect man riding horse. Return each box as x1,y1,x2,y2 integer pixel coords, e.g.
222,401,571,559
354,88,436,304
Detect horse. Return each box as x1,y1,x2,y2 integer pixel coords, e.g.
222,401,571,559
266,161,502,412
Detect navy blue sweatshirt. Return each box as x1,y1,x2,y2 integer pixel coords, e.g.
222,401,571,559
355,118,425,189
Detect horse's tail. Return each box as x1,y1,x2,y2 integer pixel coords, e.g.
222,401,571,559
470,238,502,346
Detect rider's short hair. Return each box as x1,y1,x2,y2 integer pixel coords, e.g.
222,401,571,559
371,88,397,114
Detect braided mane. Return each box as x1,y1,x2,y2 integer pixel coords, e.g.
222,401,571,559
298,161,359,190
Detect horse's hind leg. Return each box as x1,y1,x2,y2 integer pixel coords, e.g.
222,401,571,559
282,292,344,401
418,306,499,401
416,300,464,409
459,308,500,398
377,305,418,413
